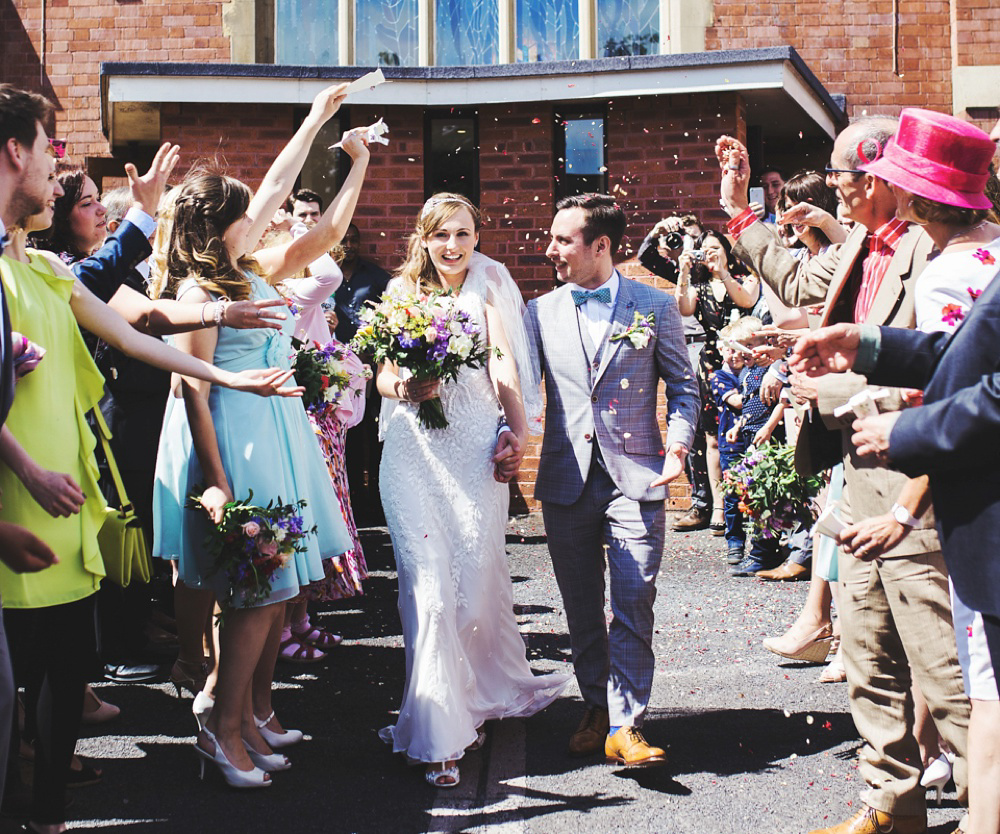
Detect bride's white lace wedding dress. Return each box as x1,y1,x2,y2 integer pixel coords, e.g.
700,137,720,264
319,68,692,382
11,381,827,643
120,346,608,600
378,256,570,764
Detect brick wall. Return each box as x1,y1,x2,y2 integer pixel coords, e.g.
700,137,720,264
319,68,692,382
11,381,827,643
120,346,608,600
706,0,954,118
5,0,230,160
953,0,1000,67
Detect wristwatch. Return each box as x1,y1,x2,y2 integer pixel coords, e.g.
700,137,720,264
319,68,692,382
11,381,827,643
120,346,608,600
891,503,920,528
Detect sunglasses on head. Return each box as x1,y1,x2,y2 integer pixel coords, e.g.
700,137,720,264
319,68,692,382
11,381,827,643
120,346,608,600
48,138,67,158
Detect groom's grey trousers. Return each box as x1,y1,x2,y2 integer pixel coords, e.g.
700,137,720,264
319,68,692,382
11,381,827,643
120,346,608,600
543,456,665,729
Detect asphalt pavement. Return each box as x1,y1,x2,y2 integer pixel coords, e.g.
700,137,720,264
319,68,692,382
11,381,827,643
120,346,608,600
60,517,965,833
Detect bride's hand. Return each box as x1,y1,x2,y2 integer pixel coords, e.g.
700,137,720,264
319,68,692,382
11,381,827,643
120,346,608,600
397,378,440,402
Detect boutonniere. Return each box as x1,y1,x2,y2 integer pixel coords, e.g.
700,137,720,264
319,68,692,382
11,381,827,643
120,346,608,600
610,311,655,349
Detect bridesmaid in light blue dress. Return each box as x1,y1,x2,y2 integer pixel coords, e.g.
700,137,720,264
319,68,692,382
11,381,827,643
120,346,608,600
150,84,368,789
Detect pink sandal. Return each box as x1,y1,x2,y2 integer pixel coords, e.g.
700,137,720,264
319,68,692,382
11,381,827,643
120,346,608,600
292,617,342,650
278,633,326,664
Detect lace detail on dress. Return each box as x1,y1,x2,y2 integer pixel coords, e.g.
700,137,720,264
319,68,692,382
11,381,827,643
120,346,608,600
378,270,570,763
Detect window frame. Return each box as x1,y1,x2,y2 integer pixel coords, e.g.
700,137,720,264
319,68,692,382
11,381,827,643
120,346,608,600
552,106,608,201
423,108,481,205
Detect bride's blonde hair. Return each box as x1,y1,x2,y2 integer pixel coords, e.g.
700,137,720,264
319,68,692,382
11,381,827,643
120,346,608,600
396,193,481,294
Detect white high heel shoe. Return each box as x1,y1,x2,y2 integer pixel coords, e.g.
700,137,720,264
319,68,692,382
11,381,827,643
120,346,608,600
192,691,215,732
195,727,271,789
920,752,953,805
254,711,303,749
243,740,291,772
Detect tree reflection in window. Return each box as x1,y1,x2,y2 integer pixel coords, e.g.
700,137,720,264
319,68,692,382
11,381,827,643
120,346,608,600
275,0,338,65
436,0,498,65
516,0,578,62
598,0,658,57
356,0,418,66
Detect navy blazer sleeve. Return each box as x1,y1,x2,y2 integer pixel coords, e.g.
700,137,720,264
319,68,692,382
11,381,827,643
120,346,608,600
866,325,952,391
72,219,153,303
890,374,1000,475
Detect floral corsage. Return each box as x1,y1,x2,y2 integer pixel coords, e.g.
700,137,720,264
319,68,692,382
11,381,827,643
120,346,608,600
610,311,655,349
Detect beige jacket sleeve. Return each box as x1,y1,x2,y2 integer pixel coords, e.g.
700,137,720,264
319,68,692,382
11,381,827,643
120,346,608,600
733,221,850,308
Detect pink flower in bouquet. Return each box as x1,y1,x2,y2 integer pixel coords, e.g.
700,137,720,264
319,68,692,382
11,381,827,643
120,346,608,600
257,536,279,558
242,520,261,537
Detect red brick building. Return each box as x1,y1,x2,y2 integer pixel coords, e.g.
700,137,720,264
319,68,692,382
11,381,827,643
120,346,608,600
3,0,997,511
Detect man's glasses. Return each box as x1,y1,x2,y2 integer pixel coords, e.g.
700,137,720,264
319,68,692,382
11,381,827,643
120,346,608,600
48,138,67,158
824,165,864,176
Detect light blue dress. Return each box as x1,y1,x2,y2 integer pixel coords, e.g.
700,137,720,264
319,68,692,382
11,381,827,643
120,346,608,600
152,275,352,607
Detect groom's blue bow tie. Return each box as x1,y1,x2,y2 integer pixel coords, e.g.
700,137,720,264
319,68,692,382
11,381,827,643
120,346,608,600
571,287,611,307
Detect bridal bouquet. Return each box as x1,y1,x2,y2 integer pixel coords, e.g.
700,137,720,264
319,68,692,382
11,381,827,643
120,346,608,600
186,489,316,614
351,289,493,428
290,337,371,421
721,443,823,539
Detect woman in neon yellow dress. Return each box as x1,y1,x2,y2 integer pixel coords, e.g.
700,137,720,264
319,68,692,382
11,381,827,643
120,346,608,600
0,173,300,834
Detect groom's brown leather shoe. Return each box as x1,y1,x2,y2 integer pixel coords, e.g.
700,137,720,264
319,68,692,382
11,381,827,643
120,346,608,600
807,805,927,834
567,706,609,757
604,726,667,767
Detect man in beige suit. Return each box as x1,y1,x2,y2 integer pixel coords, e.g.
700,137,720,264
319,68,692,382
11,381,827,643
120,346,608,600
718,121,969,834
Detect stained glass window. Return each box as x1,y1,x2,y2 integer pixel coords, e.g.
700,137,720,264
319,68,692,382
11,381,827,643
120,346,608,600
516,0,579,62
597,0,659,57
435,0,498,66
275,0,338,65
356,0,419,66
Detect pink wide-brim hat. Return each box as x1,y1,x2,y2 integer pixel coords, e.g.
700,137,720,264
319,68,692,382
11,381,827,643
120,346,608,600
861,108,995,210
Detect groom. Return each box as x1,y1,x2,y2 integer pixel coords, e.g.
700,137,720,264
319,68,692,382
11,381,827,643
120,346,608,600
524,194,699,766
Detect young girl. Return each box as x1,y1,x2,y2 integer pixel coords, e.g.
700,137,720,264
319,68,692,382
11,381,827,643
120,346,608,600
153,85,357,788
376,193,569,788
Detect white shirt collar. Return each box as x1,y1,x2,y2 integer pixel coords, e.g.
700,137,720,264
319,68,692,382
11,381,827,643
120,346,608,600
579,268,619,304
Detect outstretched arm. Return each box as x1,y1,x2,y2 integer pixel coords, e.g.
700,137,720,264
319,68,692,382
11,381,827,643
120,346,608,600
69,279,302,397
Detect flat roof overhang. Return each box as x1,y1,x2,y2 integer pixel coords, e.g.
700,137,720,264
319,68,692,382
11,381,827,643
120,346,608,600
101,47,847,146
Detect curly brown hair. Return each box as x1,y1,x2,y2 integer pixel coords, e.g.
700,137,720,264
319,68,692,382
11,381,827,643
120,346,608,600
159,169,260,302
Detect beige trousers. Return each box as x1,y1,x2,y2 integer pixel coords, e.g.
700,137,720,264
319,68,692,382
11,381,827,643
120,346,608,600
838,548,970,816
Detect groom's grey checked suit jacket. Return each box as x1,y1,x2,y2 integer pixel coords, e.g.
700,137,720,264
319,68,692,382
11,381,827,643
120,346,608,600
525,274,700,504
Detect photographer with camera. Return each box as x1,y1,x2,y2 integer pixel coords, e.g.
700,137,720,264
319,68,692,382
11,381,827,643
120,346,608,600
674,229,765,536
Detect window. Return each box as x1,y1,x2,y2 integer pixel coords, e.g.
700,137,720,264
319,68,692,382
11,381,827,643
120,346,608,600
598,0,658,57
425,112,479,204
356,0,419,66
295,112,346,211
275,0,338,65
516,0,579,62
554,110,607,200
435,0,498,65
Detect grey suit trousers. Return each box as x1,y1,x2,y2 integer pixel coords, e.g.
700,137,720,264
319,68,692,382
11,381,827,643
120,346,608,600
543,459,666,728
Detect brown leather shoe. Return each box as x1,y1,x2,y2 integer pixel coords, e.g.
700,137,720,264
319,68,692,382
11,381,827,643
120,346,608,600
807,805,927,834
756,561,809,581
568,706,610,757
604,726,667,767
671,508,708,532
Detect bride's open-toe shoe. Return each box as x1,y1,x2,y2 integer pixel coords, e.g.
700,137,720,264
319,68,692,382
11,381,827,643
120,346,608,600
243,740,291,772
466,727,487,752
425,762,460,788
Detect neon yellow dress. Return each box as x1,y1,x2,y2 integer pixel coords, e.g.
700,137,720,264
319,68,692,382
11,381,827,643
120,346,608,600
0,252,106,608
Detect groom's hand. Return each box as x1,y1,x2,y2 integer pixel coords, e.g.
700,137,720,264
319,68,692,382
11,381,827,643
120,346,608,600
492,432,523,483
649,444,687,489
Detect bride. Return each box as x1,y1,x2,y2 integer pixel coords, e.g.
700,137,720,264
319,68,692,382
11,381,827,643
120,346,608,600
376,193,570,787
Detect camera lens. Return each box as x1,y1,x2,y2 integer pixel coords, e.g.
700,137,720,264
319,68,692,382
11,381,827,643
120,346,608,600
663,231,685,249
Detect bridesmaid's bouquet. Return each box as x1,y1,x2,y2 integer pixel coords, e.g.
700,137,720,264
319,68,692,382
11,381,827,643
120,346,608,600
186,489,316,615
351,289,493,428
290,337,371,421
721,443,823,539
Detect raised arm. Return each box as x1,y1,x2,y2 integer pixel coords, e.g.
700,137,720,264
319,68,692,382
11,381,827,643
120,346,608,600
244,84,349,253
255,129,371,284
